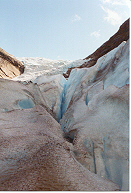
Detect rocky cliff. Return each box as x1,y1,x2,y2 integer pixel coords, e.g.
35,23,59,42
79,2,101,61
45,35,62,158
0,48,24,79
64,18,129,78
0,19,129,191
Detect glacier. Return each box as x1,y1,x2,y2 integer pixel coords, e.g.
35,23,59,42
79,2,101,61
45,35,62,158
13,57,89,122
0,39,129,190
0,17,129,191
14,57,89,82
59,40,129,190
14,40,129,121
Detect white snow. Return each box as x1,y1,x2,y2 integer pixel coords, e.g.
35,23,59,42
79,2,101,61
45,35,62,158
13,57,89,82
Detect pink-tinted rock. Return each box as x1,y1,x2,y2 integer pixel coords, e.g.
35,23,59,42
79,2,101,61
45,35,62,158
0,48,24,79
63,18,129,78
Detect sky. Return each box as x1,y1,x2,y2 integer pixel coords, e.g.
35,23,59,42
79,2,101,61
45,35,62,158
0,0,130,60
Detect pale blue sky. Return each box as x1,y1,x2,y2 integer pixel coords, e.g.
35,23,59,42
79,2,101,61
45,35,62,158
0,0,130,60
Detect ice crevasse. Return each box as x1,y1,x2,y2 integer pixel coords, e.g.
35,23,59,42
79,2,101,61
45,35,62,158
31,40,129,122
59,40,129,191
61,40,129,116
10,40,129,190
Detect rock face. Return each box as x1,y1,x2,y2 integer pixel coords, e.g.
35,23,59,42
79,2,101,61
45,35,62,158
83,19,129,66
0,20,129,191
0,48,24,79
64,18,129,78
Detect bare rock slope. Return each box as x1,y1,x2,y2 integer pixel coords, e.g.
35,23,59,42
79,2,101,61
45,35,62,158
64,18,129,78
0,48,24,79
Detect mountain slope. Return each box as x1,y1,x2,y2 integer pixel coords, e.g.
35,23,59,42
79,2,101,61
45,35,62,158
64,18,129,78
0,48,24,79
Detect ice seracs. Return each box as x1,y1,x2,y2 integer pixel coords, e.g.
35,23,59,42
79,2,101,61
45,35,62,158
14,57,88,82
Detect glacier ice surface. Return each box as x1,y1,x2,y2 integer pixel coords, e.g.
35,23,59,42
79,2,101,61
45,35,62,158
10,40,129,190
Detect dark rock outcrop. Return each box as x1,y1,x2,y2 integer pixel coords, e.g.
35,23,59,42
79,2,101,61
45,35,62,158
63,18,129,78
0,48,24,79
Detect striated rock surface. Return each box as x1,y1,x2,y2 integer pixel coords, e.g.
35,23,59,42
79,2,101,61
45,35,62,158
0,48,24,79
64,18,129,78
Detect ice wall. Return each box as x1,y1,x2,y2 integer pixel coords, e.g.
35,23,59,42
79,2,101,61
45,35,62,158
59,40,129,190
33,74,67,122
61,40,129,114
